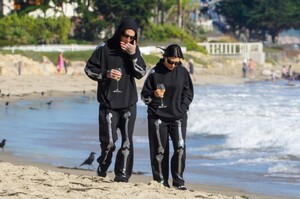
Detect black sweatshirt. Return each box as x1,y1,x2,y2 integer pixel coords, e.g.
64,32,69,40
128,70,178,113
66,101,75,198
85,18,147,109
141,59,194,121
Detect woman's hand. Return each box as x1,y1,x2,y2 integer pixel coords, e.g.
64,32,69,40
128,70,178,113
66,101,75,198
154,89,164,98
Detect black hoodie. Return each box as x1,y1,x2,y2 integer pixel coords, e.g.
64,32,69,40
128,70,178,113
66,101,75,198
141,59,194,121
85,17,147,109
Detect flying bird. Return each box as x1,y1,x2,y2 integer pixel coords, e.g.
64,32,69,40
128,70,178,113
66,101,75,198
0,139,6,151
79,152,96,170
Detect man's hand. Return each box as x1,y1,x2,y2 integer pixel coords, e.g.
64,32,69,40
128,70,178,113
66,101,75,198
107,69,122,80
120,40,136,55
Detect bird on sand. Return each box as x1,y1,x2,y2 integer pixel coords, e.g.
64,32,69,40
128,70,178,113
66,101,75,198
0,139,6,151
79,152,96,169
46,100,53,106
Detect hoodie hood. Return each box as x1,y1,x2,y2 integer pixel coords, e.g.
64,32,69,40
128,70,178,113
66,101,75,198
108,17,138,49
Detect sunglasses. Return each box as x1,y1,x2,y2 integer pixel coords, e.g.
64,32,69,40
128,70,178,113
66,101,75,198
122,33,135,40
167,58,180,65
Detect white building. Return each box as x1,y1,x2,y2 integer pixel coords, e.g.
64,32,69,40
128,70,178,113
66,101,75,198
0,0,83,18
1,0,14,16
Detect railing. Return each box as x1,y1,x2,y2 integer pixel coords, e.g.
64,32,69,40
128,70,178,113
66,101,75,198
1,43,264,63
198,42,263,56
0,44,187,55
198,42,265,64
1,44,96,53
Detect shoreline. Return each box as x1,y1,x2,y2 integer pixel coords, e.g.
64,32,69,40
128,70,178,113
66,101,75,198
0,72,265,102
1,74,295,199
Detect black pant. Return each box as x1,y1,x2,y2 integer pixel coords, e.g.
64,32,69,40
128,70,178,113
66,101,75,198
147,116,187,186
97,104,136,180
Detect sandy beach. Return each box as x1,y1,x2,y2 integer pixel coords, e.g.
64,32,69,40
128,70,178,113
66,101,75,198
0,54,295,199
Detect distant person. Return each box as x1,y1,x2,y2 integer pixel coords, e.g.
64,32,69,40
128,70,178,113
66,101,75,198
85,17,147,182
271,70,276,83
188,59,196,81
141,44,194,190
287,65,294,85
281,65,288,78
57,52,64,73
242,58,248,78
64,58,69,74
247,58,256,79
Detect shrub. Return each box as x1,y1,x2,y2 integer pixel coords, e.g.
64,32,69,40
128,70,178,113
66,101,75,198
0,13,71,45
143,23,207,54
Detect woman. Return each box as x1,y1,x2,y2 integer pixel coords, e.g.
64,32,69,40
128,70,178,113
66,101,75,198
141,44,194,190
57,52,64,73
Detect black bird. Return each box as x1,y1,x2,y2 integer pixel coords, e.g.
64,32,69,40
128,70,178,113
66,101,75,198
79,152,96,169
5,101,9,106
46,100,53,106
0,139,6,151
41,91,44,96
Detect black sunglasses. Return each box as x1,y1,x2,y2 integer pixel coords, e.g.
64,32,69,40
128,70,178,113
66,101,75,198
167,58,180,65
122,33,135,40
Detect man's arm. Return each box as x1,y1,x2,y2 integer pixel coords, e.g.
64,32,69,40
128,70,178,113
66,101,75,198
121,40,147,79
84,43,108,81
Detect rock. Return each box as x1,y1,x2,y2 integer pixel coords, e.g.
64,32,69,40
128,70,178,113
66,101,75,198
0,54,56,76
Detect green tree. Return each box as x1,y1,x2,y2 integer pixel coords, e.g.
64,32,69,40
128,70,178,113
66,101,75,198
250,0,300,43
71,0,105,41
216,0,300,43
94,0,156,32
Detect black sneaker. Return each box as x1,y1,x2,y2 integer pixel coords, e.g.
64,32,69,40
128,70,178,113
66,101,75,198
174,185,187,191
97,166,107,177
161,182,170,188
114,175,128,183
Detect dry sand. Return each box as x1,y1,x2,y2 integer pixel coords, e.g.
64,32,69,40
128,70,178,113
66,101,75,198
0,54,292,199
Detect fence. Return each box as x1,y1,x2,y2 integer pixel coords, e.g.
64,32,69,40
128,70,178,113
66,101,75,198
1,44,187,56
198,42,265,64
1,44,96,53
1,43,264,64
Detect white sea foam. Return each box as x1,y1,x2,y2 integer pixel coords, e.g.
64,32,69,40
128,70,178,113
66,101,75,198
188,82,300,158
268,164,300,174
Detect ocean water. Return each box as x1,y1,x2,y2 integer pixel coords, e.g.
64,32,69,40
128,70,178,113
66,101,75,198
1,80,300,198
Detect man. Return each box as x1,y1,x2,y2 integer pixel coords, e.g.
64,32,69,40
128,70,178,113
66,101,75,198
247,58,256,79
85,17,147,182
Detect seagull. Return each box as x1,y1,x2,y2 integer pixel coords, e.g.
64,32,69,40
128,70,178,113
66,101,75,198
79,152,96,170
0,139,6,151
